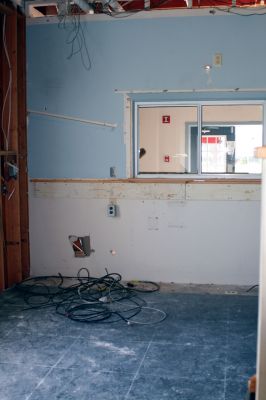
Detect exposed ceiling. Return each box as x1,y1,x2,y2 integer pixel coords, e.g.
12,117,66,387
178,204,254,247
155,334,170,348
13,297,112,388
26,0,266,18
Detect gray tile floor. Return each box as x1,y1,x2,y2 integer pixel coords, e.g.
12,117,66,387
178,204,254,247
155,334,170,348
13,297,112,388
0,289,257,400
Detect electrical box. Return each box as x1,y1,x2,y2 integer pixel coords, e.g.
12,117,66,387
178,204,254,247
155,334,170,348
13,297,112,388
69,235,95,257
107,204,117,217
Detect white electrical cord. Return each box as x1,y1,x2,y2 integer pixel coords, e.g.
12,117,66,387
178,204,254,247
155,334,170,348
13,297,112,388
127,307,167,325
108,284,167,325
1,15,13,151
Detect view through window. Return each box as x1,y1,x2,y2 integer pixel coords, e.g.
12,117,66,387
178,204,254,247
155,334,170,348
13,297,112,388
136,102,263,177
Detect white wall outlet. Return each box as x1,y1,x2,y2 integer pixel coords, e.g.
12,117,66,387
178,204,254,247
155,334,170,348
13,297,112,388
107,204,117,217
110,166,116,178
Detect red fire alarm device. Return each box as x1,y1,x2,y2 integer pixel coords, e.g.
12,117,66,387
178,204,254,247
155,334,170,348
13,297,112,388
164,155,170,162
162,115,171,124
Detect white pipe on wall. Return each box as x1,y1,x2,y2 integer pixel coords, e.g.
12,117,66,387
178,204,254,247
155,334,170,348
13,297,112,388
114,87,266,94
28,110,117,128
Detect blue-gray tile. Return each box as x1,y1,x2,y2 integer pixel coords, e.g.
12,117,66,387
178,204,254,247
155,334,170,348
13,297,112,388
226,347,256,380
228,311,258,324
148,295,229,322
79,323,154,343
0,317,17,337
0,291,28,308
14,308,88,338
126,375,225,400
153,320,227,346
225,376,251,400
0,290,259,400
228,297,258,323
0,362,49,400
227,321,258,351
139,343,227,380
29,369,133,400
0,331,75,367
57,337,149,373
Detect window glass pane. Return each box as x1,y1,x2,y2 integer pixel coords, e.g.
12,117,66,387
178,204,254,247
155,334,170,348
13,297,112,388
201,105,263,174
138,106,198,174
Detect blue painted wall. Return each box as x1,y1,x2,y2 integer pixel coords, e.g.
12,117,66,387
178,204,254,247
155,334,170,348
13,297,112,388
27,14,266,178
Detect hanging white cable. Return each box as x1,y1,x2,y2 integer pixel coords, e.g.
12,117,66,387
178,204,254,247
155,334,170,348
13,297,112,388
1,15,13,151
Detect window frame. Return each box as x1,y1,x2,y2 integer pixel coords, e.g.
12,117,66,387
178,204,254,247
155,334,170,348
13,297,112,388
133,100,266,180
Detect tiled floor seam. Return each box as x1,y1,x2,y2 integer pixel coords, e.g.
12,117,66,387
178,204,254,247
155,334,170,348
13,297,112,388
24,335,81,400
124,333,155,399
223,308,230,400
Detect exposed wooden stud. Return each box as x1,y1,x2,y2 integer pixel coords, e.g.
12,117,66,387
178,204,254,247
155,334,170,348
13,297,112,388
0,9,29,291
2,11,22,286
0,185,5,291
17,12,30,280
0,12,4,290
0,150,17,156
0,2,13,15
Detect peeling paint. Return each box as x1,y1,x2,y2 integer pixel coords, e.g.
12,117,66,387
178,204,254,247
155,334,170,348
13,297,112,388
185,183,260,201
32,182,186,201
31,181,260,201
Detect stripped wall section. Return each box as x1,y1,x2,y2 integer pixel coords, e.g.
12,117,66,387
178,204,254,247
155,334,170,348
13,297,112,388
29,181,261,285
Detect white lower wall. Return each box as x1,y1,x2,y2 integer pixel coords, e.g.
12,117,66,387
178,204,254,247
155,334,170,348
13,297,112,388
29,182,261,285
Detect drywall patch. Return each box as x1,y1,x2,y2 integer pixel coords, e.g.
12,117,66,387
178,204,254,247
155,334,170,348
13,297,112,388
168,223,184,229
147,216,159,230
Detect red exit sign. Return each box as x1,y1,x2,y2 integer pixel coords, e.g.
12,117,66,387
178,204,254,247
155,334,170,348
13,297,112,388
162,115,171,124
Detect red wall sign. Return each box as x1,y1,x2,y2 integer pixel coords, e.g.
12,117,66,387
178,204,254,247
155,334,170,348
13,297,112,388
164,155,170,162
162,115,171,124
202,136,220,144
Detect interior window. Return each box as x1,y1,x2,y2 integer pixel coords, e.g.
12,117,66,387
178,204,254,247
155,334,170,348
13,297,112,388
201,105,263,174
138,106,198,174
136,102,263,177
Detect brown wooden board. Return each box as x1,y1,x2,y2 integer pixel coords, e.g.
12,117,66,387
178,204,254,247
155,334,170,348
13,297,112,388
0,2,13,15
18,13,30,280
0,9,29,290
2,11,22,287
30,177,262,185
0,193,5,291
0,14,4,290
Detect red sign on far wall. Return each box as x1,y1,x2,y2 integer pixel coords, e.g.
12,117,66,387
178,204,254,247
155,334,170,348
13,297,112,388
162,115,171,124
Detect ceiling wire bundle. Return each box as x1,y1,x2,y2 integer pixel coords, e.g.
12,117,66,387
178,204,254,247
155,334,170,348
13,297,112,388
206,0,266,15
1,14,17,202
57,0,92,70
89,0,266,18
101,0,179,18
15,268,167,325
53,0,266,59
